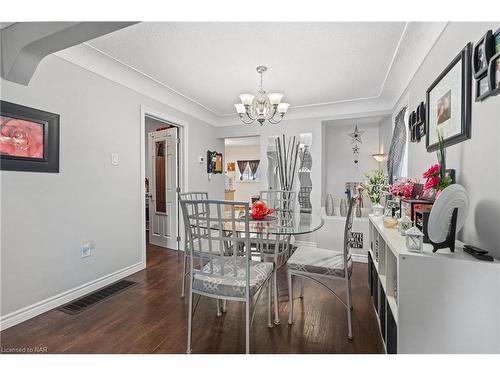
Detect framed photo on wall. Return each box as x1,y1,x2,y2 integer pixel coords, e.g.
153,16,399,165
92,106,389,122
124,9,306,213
473,30,493,79
426,43,472,152
0,101,60,173
488,29,500,97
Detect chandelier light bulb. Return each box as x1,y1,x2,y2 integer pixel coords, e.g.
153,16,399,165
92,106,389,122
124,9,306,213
234,103,246,114
268,93,283,105
277,102,290,114
239,94,255,106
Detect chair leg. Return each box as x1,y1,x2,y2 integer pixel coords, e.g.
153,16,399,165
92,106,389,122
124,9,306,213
180,253,188,298
300,278,304,299
216,299,222,317
267,278,273,328
346,275,353,340
222,299,227,313
245,300,250,354
287,269,293,325
186,287,194,353
273,266,280,325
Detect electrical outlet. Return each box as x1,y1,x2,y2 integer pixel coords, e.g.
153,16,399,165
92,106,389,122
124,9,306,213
81,240,95,258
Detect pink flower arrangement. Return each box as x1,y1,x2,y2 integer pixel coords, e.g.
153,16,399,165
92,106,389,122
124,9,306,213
389,179,416,199
423,164,440,179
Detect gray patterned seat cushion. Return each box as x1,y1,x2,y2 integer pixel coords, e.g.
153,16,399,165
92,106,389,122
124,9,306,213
193,258,273,298
287,246,352,278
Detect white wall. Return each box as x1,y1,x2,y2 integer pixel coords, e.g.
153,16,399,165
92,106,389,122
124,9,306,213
393,22,500,259
224,144,261,202
323,121,380,209
0,54,223,324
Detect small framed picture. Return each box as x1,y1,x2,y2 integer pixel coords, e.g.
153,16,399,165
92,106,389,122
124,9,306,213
473,30,493,79
408,110,417,142
416,101,426,125
494,28,500,54
488,51,500,96
475,74,490,101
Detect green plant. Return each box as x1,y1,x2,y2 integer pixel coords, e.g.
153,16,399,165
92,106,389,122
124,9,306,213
436,132,452,191
362,170,388,204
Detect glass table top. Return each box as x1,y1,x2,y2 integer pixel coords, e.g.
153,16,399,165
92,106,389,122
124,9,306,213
192,211,324,236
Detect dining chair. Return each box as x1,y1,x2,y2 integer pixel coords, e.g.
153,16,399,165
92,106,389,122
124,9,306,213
179,192,209,298
253,189,297,324
287,196,356,339
180,199,273,354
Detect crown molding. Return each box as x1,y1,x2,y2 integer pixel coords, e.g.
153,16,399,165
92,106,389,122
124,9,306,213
54,43,221,126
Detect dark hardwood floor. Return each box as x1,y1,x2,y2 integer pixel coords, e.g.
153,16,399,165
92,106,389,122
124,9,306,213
0,242,385,354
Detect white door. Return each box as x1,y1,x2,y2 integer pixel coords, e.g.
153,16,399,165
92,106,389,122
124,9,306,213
148,128,178,249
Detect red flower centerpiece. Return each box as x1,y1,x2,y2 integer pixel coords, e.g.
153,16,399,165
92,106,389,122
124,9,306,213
250,201,275,220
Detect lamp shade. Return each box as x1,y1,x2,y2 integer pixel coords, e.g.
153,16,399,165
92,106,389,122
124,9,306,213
234,103,246,114
239,94,255,106
372,153,387,162
268,93,283,105
277,103,290,114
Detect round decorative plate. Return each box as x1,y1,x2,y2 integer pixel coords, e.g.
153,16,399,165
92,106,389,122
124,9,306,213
428,184,469,243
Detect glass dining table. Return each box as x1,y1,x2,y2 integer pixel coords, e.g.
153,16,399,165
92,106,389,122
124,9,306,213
196,210,325,236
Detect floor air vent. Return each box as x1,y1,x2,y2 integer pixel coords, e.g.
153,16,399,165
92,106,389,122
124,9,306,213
58,280,136,315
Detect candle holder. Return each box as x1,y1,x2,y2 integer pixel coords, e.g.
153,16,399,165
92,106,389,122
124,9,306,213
406,226,424,253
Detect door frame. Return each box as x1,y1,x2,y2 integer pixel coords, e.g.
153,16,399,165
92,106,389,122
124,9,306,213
140,105,188,265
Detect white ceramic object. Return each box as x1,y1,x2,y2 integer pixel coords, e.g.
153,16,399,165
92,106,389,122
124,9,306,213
427,184,469,244
372,203,384,216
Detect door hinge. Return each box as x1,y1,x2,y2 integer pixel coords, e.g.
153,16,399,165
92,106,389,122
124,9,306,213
176,236,181,242
176,138,181,144
176,187,181,193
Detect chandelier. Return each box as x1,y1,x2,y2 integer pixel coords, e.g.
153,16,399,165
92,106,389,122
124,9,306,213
234,66,290,125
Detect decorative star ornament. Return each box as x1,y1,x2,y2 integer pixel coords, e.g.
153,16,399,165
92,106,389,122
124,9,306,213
352,144,360,154
348,125,365,144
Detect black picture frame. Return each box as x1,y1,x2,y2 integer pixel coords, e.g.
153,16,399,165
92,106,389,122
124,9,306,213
416,101,425,125
488,51,500,97
475,73,491,101
473,30,494,79
0,100,60,173
206,150,223,174
408,110,417,143
426,43,472,152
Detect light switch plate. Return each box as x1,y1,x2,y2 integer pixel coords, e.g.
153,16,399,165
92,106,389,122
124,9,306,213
111,153,119,165
81,240,95,258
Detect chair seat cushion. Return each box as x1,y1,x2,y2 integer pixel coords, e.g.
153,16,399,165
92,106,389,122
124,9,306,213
287,246,352,278
193,258,273,298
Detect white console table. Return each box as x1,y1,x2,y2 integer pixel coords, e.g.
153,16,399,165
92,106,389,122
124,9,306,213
368,214,500,354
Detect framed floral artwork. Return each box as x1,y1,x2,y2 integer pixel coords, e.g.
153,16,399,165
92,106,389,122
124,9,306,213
0,101,60,172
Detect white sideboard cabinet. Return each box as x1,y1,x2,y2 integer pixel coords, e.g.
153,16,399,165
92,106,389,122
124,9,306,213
368,215,500,354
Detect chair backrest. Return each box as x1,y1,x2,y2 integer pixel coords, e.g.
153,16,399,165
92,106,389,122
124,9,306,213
343,197,357,264
180,199,252,296
179,192,209,251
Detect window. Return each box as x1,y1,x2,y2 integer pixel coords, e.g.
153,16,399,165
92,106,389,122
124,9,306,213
236,160,260,181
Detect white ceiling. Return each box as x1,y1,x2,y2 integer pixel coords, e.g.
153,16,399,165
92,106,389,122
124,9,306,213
57,22,447,126
86,22,406,115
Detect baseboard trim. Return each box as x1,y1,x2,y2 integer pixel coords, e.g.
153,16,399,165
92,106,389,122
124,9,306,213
352,253,368,263
0,261,145,331
294,240,317,247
